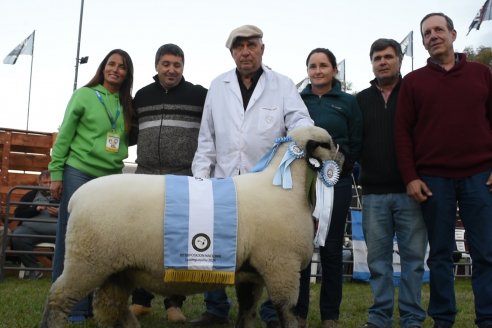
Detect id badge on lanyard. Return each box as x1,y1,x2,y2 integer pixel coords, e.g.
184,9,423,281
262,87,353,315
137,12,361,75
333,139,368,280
96,90,121,153
106,132,120,153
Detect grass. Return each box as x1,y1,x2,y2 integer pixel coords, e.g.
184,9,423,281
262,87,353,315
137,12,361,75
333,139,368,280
0,273,477,328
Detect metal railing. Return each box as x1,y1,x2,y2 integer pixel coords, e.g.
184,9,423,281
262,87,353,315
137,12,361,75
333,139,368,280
0,185,57,281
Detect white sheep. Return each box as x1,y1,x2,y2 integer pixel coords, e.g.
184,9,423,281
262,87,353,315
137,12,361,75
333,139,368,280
40,126,344,328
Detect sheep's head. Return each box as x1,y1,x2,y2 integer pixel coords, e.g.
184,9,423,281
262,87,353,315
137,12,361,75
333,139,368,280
287,126,345,172
251,126,345,189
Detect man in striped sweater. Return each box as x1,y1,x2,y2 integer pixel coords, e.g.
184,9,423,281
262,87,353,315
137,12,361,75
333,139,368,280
129,43,207,323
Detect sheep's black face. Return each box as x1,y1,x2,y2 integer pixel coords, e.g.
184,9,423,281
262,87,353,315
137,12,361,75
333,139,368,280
305,140,332,172
305,139,345,186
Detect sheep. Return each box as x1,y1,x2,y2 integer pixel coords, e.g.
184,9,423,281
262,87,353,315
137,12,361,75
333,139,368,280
40,125,344,328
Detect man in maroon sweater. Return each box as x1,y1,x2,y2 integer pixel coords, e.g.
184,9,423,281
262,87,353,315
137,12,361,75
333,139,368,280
395,13,492,328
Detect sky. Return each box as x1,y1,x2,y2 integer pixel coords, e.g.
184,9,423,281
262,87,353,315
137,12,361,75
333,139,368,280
1,0,491,137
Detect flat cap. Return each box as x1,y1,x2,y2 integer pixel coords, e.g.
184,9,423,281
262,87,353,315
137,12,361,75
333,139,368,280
225,25,263,49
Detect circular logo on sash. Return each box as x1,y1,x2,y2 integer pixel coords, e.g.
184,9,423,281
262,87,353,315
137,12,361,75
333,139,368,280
192,233,211,252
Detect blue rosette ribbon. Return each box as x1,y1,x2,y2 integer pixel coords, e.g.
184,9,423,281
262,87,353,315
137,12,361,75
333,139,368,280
272,141,305,189
319,160,340,187
313,160,340,247
251,136,293,173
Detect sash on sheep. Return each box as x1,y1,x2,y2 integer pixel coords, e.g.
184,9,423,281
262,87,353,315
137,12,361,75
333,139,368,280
163,175,237,285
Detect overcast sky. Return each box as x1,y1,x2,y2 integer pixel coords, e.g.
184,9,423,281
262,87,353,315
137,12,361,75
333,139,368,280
1,0,491,137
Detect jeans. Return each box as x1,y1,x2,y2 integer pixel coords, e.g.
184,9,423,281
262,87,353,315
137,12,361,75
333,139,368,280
362,193,427,328
421,171,492,328
12,221,57,268
52,165,97,317
204,289,231,318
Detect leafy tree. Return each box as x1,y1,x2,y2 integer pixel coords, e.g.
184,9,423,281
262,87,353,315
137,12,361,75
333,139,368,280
463,46,492,69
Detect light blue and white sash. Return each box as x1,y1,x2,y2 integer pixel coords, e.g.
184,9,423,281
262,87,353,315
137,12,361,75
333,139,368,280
163,175,238,284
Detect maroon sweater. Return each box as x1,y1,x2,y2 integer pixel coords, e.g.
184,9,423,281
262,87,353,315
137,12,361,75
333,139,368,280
395,53,492,184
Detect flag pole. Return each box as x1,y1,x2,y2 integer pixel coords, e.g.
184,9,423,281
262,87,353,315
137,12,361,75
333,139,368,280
343,61,346,91
26,30,35,131
411,31,414,71
73,0,85,91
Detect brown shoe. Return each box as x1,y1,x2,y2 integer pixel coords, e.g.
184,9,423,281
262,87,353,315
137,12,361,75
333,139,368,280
166,306,186,323
189,312,229,326
129,304,152,317
321,320,339,328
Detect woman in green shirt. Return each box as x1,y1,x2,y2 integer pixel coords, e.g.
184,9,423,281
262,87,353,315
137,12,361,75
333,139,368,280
48,49,134,323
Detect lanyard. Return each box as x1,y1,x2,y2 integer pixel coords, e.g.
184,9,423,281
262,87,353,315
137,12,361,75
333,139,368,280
95,91,121,131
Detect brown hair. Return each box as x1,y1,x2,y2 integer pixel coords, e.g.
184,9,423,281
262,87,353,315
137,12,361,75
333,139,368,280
85,49,134,133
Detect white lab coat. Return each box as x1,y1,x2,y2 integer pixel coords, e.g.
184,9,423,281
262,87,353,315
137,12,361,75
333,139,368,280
192,64,313,178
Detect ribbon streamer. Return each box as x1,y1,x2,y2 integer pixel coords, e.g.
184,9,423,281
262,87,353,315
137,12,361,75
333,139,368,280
251,136,293,173
272,142,305,189
312,177,335,247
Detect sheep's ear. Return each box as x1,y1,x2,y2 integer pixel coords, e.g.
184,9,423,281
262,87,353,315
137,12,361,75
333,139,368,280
306,140,319,156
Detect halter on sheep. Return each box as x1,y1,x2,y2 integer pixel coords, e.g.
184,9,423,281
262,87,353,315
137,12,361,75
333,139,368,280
40,125,344,328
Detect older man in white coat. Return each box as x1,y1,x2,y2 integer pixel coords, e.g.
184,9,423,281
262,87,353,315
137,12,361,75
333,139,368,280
190,25,313,327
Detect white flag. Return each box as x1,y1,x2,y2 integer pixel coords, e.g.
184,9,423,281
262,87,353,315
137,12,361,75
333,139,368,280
336,59,345,82
3,31,35,65
400,31,413,57
467,0,492,35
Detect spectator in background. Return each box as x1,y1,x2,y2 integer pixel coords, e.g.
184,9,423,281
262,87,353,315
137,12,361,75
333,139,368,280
49,49,134,323
395,12,492,328
190,24,313,326
12,170,58,280
128,43,207,323
356,38,427,328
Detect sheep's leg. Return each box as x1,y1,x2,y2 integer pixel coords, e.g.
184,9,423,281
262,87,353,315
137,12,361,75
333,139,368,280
262,263,300,328
93,273,139,328
40,259,115,328
39,276,93,328
40,284,72,328
235,281,263,328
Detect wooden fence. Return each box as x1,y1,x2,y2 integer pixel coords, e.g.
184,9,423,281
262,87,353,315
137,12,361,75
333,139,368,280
0,127,56,230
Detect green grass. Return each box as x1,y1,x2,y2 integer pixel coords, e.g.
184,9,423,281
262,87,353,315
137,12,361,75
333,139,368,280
0,274,476,328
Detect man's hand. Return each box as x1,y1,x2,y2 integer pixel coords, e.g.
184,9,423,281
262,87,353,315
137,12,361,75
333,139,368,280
47,206,59,217
406,179,433,203
486,172,492,192
50,181,63,200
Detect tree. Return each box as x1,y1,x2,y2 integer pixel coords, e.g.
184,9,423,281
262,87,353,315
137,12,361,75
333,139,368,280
463,46,492,69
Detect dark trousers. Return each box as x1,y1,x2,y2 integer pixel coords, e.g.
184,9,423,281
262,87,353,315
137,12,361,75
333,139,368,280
421,171,492,328
132,288,186,309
